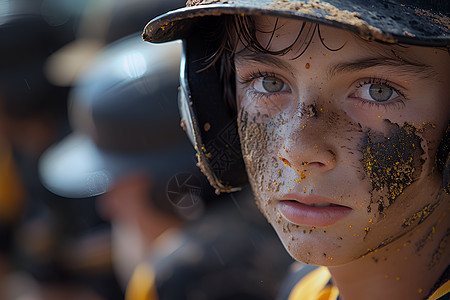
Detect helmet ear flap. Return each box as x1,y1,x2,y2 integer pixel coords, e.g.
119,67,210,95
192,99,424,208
178,18,248,193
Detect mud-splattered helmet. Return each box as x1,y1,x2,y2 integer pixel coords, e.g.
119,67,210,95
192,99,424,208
142,0,449,193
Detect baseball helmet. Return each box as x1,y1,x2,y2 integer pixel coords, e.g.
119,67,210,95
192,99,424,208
142,0,449,193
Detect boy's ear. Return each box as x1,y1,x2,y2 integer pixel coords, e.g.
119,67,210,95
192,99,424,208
436,124,450,193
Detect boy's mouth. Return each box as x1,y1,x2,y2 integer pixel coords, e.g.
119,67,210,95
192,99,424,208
277,195,352,227
300,202,337,207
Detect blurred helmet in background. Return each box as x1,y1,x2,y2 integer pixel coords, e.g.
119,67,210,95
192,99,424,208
40,34,212,219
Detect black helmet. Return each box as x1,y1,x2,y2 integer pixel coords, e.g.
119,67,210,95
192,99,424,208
141,0,449,193
39,33,209,217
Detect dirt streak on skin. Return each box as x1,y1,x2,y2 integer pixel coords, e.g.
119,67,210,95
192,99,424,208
402,201,441,228
299,103,318,118
359,235,397,258
429,228,449,269
362,169,447,259
238,108,272,217
416,226,436,254
414,193,449,253
361,120,424,215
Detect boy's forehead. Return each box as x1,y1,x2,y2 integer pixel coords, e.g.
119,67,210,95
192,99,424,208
238,16,376,58
237,16,443,74
252,15,310,40
235,34,443,84
249,15,360,52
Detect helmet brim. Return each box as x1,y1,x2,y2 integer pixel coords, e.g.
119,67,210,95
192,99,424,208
143,1,449,47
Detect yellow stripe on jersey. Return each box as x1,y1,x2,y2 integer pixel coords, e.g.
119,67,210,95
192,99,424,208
428,279,450,300
126,263,159,300
317,286,339,300
288,267,338,300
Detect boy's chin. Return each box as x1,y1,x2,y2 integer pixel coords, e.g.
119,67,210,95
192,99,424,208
275,230,365,266
282,241,356,266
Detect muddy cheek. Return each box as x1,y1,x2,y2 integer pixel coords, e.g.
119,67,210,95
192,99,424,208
360,120,424,215
238,109,277,218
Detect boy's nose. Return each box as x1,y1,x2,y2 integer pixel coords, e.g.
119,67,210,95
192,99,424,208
277,112,337,175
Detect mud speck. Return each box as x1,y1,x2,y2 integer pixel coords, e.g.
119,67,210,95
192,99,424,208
299,103,318,118
180,119,187,132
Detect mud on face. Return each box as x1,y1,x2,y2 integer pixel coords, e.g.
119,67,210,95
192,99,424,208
238,108,271,207
361,120,424,215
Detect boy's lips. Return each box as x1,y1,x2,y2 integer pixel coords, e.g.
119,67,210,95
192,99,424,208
276,194,352,227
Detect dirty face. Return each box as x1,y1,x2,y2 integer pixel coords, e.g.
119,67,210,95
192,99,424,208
234,16,450,265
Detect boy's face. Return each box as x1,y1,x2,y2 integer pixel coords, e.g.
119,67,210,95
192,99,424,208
234,16,449,265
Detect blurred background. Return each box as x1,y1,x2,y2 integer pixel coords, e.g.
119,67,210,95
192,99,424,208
0,0,295,299
0,0,185,299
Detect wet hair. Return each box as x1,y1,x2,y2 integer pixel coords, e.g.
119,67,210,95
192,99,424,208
209,15,345,112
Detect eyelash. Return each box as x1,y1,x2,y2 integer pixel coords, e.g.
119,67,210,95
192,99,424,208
239,70,289,96
239,71,277,85
353,77,406,110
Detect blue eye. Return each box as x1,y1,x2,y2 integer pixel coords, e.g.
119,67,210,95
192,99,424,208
368,84,394,102
254,76,289,93
352,82,400,103
262,76,284,92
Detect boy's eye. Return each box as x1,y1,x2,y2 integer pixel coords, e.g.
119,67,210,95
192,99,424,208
254,76,288,93
368,84,394,102
353,83,399,102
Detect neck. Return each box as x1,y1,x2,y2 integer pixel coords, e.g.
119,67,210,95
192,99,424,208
328,199,450,300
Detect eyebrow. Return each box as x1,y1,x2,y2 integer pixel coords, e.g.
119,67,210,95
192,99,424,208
328,55,437,79
235,52,296,77
235,51,437,80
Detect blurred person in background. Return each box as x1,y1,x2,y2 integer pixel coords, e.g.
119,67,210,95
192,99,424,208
0,0,74,298
1,0,188,299
45,0,186,87
39,33,294,300
0,0,122,299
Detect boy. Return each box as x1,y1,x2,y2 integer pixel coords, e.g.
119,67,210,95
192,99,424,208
40,33,293,299
142,0,449,299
